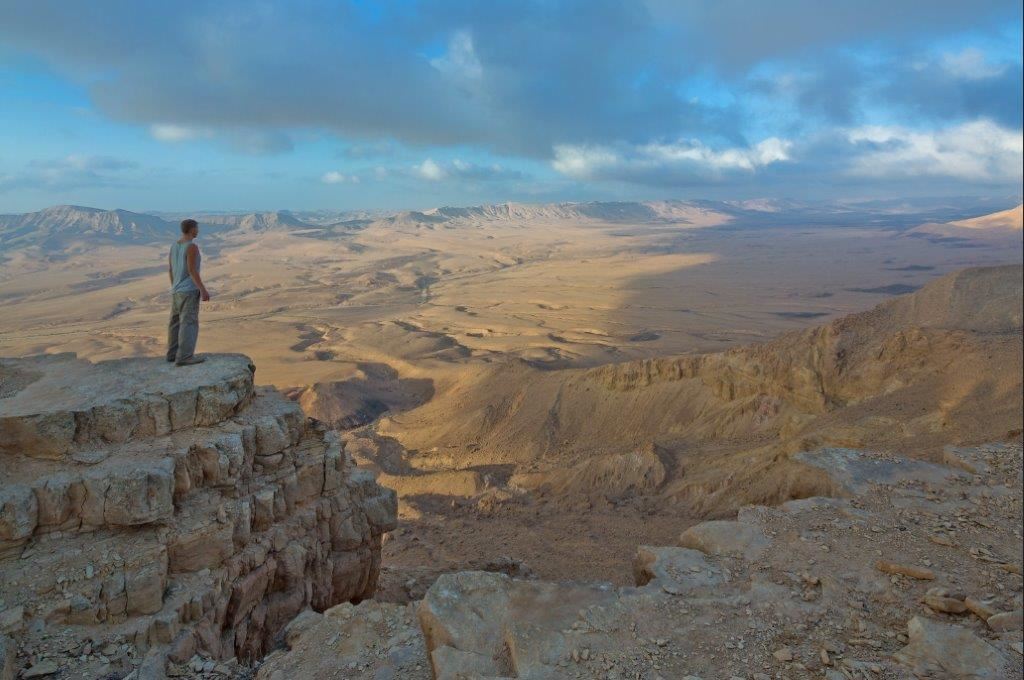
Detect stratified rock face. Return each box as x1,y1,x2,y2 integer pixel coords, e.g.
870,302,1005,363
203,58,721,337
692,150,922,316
0,353,397,678
0,352,256,460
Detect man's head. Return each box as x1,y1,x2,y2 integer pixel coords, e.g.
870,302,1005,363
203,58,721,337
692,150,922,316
180,218,199,238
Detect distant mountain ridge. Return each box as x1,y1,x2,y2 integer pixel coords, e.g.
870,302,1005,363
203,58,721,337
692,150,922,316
3,199,1022,252
907,204,1023,243
0,205,175,249
0,207,325,250
378,200,735,228
170,210,316,232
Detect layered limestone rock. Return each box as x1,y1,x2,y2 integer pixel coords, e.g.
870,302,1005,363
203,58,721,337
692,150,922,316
0,353,397,679
263,442,1022,679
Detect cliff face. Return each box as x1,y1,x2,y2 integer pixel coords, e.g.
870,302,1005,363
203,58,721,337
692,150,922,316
0,354,397,677
371,265,1021,518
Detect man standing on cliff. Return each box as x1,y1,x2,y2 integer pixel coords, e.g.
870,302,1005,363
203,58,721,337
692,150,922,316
167,218,211,366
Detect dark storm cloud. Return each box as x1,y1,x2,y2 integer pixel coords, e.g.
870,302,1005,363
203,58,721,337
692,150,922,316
2,1,1016,154
881,55,1023,128
750,49,1023,129
0,0,723,156
644,0,1021,70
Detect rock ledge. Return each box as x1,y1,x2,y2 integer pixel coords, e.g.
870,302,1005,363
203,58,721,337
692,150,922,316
0,353,397,679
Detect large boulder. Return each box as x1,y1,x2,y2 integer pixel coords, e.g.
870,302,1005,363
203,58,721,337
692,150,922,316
256,600,428,680
678,520,771,561
633,545,725,594
894,616,1010,679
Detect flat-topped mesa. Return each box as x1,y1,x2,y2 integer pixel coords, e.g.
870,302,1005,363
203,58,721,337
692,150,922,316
0,354,398,678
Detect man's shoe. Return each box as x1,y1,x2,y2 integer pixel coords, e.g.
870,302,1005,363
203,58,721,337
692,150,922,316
175,356,206,366
166,357,176,362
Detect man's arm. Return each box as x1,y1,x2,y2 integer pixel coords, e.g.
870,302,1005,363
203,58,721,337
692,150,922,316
186,243,211,301
168,251,174,284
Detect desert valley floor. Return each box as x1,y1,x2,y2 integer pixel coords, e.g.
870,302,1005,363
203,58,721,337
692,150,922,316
1,200,1022,589
2,202,1020,383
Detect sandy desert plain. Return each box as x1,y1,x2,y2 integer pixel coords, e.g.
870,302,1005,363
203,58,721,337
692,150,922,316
1,198,1022,589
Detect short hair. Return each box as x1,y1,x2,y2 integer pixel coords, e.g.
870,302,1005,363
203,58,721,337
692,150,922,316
180,218,198,234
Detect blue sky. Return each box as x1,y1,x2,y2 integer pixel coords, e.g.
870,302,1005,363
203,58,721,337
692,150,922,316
0,0,1021,213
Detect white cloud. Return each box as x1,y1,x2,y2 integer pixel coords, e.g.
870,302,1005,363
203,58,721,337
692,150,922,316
150,125,291,155
150,124,210,142
550,146,620,178
638,138,791,171
408,158,525,182
321,170,360,184
845,119,1023,181
430,30,483,81
551,137,792,182
939,48,1005,80
415,158,447,181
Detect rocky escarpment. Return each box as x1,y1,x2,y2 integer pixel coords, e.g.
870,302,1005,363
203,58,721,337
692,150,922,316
0,353,397,678
380,265,1022,515
258,442,1022,679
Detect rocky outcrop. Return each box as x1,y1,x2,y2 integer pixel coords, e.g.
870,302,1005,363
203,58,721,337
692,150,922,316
256,601,429,680
894,616,1008,678
419,443,1021,678
0,353,397,678
263,441,1022,678
379,265,1023,516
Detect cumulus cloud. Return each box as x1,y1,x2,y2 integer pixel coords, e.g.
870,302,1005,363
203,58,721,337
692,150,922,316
431,30,483,82
549,146,620,179
449,159,525,180
415,159,447,181
413,158,525,182
150,124,292,155
321,170,360,184
150,124,211,142
552,138,791,184
940,48,1008,80
3,2,1018,157
845,120,1023,181
1,1,1020,198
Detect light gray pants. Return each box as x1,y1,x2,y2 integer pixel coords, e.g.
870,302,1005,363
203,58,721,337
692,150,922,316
167,291,200,362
